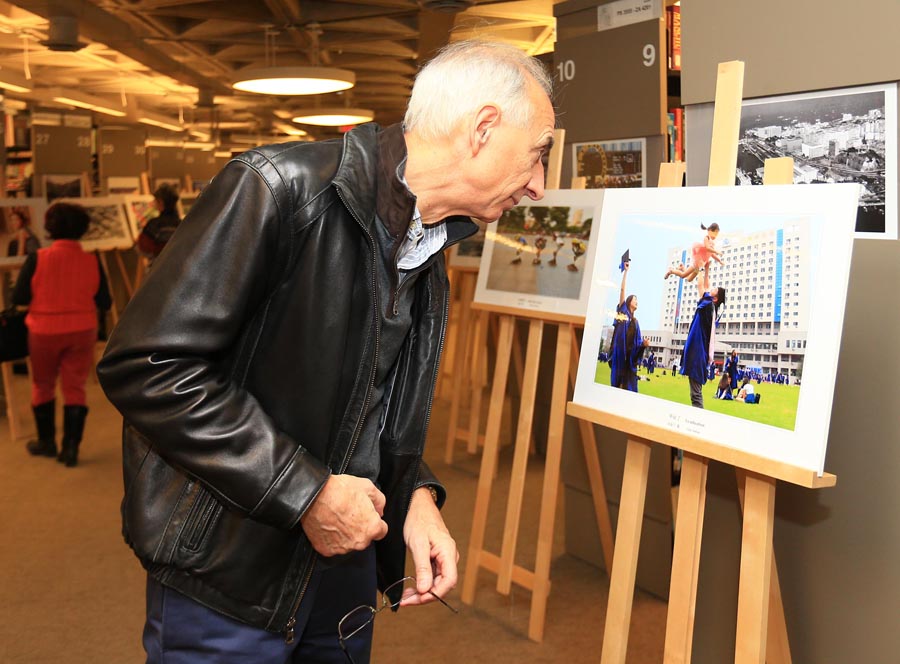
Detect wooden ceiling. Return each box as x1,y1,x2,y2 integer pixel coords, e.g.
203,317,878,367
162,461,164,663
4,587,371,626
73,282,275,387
0,0,556,147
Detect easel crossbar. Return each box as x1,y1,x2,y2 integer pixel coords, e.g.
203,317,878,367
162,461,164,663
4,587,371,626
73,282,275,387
566,403,834,489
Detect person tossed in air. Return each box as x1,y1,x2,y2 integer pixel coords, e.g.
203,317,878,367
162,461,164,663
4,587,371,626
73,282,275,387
665,222,724,282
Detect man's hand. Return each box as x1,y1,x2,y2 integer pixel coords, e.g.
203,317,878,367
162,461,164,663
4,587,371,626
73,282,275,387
300,475,388,556
400,487,459,607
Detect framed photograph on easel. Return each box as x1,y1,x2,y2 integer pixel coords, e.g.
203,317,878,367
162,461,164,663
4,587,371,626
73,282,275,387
57,196,134,252
474,189,604,319
122,194,158,242
42,174,84,202
0,199,49,254
572,138,647,189
573,183,859,473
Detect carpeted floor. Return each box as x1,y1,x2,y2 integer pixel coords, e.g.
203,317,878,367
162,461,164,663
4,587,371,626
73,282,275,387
0,348,666,663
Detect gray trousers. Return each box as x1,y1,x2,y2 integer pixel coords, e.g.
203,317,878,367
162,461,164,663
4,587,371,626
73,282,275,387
689,378,704,408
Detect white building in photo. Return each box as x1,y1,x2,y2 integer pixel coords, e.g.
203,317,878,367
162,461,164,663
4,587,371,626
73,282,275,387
648,219,810,381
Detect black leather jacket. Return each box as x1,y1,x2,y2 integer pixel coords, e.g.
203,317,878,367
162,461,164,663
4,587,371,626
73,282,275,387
97,123,476,635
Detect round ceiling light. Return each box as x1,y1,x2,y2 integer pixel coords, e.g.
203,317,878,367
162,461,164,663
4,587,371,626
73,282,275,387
232,66,355,95
291,107,375,127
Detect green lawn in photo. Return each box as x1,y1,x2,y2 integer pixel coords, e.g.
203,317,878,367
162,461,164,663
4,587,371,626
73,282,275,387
594,362,799,430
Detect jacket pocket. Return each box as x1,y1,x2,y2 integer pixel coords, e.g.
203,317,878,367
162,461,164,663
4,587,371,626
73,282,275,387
181,485,223,553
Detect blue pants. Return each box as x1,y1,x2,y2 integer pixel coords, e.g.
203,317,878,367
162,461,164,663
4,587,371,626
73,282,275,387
143,547,377,663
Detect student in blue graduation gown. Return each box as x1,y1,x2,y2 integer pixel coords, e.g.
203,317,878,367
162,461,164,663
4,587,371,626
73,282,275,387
724,350,740,396
680,272,726,408
610,260,649,392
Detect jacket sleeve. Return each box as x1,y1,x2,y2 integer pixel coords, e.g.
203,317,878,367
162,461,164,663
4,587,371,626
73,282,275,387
97,158,330,531
414,460,446,509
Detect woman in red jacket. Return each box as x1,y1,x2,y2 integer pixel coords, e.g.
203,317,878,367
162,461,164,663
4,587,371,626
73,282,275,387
13,202,111,467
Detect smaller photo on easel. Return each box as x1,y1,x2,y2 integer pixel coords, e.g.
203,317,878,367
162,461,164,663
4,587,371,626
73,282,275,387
123,194,158,242
57,196,134,252
572,137,647,189
42,174,84,202
574,184,859,473
474,189,604,318
107,176,141,195
0,199,50,255
737,82,897,239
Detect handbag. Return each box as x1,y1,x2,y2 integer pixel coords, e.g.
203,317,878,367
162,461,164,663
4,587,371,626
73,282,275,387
0,308,28,362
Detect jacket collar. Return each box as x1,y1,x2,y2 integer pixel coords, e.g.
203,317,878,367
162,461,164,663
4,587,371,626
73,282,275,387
334,122,478,248
376,123,417,240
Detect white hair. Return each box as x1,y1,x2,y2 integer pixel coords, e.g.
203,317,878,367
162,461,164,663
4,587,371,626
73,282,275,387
403,39,553,141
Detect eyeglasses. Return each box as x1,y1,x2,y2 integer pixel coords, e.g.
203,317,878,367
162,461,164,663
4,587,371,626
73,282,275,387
338,576,458,664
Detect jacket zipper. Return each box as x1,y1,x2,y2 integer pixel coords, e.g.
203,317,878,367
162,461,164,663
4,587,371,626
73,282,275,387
283,185,380,643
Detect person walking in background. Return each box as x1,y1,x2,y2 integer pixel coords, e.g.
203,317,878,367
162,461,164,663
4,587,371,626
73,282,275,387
13,202,111,466
137,183,181,265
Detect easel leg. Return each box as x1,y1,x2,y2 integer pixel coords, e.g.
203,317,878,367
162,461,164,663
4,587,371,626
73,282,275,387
527,322,571,642
114,249,134,298
444,272,475,464
568,328,614,573
466,309,487,455
2,361,22,441
461,315,514,605
497,319,544,595
735,472,776,664
97,252,120,327
664,453,709,664
735,469,792,664
600,437,652,664
133,252,147,291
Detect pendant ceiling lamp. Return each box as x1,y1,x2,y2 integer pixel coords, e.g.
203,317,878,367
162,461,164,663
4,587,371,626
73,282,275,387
232,26,355,96
232,66,355,95
291,107,374,127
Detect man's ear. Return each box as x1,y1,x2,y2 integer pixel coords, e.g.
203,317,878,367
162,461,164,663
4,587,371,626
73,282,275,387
471,104,500,154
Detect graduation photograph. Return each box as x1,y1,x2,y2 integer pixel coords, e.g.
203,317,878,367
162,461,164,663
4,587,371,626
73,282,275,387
574,184,858,473
475,189,604,318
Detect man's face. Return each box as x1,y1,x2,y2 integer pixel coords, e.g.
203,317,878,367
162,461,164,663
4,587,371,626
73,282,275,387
468,80,556,223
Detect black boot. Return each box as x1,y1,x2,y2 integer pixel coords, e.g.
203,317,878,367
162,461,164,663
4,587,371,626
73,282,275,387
58,405,88,468
26,400,56,457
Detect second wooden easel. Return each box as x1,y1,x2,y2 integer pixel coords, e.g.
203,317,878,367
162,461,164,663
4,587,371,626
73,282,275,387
460,305,615,642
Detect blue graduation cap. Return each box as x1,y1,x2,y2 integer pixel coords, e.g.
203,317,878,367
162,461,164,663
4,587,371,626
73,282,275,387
618,249,631,272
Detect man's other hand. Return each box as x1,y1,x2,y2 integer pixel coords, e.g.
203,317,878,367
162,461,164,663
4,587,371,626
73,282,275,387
300,475,388,556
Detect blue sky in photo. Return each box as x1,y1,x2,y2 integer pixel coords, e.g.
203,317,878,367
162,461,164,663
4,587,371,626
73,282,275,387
602,211,824,330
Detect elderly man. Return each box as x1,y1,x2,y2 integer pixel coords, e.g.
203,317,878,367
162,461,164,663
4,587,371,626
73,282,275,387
98,40,555,664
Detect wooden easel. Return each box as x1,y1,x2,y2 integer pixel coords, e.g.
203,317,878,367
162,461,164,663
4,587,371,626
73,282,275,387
443,265,482,463
569,61,834,664
460,306,615,643
0,357,31,441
